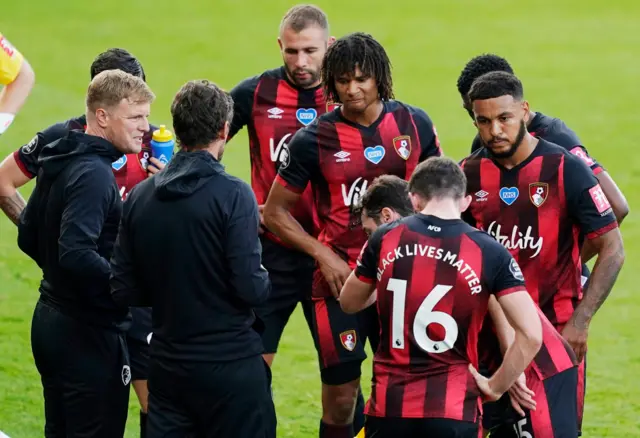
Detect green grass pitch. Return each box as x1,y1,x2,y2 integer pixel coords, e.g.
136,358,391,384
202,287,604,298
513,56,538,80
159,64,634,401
1,0,639,436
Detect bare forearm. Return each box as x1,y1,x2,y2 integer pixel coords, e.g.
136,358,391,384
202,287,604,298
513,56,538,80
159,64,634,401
0,60,35,114
0,191,25,225
572,241,625,328
265,208,326,260
580,240,597,263
488,296,515,355
490,330,540,394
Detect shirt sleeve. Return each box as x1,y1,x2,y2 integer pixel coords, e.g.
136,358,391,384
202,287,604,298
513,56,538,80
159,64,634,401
224,180,271,306
355,224,391,283
483,238,527,297
545,119,604,174
58,163,113,280
0,33,24,85
274,125,319,193
228,75,259,140
16,177,42,265
13,122,71,178
563,153,618,239
411,107,442,161
568,145,604,175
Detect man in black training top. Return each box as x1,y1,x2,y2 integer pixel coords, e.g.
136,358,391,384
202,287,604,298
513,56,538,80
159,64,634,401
18,70,155,438
1,48,161,437
110,79,275,438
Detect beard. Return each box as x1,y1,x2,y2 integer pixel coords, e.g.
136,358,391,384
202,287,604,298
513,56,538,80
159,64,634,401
285,64,320,88
483,120,527,159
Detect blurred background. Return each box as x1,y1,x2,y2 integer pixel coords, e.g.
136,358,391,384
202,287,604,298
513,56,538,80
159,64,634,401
1,0,638,436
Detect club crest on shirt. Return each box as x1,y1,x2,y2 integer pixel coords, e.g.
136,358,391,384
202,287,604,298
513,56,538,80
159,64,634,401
393,135,412,160
326,101,341,113
340,330,357,351
139,149,150,170
112,155,127,172
529,182,549,207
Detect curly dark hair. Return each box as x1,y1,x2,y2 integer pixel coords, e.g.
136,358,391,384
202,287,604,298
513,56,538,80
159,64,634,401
456,54,513,99
171,80,234,150
90,48,146,82
321,32,393,103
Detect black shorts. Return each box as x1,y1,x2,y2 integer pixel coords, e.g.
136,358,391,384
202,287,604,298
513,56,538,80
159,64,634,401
128,307,152,381
484,367,578,438
147,356,276,438
31,300,131,438
129,337,150,381
254,236,315,354
577,355,587,435
365,416,478,438
310,293,379,385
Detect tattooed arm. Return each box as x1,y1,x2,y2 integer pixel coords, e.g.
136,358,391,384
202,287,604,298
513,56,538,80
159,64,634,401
564,228,624,362
0,152,31,225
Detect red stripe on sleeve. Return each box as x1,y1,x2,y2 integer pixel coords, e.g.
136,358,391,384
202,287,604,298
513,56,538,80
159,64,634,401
274,174,305,194
355,272,375,284
495,286,526,298
586,221,618,240
12,150,34,178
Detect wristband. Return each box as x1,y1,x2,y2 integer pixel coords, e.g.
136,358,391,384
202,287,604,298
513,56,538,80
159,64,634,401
0,113,15,135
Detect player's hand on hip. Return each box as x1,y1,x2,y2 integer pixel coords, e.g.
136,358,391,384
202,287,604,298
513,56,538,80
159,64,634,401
468,364,502,402
561,321,589,363
317,247,352,299
147,157,165,176
508,372,536,416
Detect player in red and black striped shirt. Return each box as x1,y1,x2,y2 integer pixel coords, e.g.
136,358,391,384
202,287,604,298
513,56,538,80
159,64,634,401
461,71,625,437
340,158,542,438
355,173,580,437
228,4,334,372
264,32,441,438
458,54,629,436
457,53,629,284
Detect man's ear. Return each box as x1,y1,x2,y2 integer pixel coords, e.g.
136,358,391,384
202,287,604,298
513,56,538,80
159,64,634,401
459,194,472,213
381,207,401,224
522,100,531,123
94,108,109,129
409,192,424,212
222,120,230,140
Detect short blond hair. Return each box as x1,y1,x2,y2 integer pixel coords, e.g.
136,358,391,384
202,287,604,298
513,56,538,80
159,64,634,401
86,69,155,113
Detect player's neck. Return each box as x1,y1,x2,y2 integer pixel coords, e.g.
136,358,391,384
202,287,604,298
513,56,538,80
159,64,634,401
342,100,384,127
419,199,461,220
495,134,539,169
84,123,110,143
526,110,536,128
204,140,225,161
